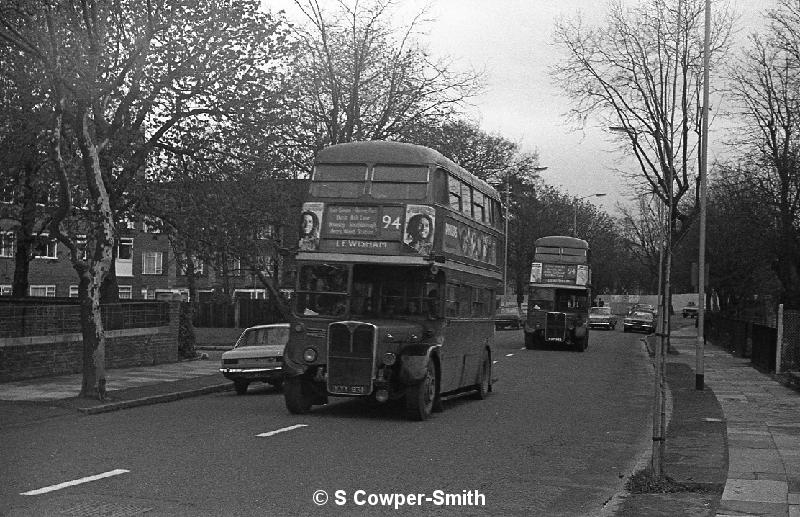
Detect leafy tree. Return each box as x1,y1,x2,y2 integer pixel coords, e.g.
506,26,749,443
0,43,54,297
0,0,293,399
727,0,800,309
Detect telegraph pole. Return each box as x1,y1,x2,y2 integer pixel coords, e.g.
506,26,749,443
696,0,711,391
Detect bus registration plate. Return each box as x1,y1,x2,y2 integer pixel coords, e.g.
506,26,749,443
331,384,368,395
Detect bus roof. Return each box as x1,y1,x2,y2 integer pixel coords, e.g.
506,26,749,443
534,235,589,249
315,141,499,199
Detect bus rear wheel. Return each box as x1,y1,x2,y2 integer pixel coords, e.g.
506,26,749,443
406,360,437,421
284,377,313,414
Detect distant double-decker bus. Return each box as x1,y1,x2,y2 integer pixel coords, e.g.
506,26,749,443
523,236,591,352
283,141,504,420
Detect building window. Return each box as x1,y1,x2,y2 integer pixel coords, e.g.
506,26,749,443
30,285,56,297
0,285,11,296
1,232,15,258
117,237,133,260
142,251,163,275
118,285,133,299
33,235,57,259
69,285,79,297
179,254,204,276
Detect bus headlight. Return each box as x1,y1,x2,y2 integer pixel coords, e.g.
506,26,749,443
382,352,396,366
303,348,318,363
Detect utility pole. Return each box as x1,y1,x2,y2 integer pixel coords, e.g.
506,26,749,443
696,0,711,391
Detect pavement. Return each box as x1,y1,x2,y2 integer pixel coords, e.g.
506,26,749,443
1,327,799,517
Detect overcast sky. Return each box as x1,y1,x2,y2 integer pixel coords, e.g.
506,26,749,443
266,0,774,215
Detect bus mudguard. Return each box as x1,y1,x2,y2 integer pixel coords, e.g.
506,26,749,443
398,345,439,384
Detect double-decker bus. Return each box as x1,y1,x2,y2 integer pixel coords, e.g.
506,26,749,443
283,141,504,420
523,236,591,352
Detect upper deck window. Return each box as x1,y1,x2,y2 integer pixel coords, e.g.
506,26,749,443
371,165,428,199
310,164,367,198
448,175,462,211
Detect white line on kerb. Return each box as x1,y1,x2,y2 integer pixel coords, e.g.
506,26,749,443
257,424,308,437
21,469,130,496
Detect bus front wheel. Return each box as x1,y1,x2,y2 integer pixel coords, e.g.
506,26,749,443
406,360,437,421
284,377,313,414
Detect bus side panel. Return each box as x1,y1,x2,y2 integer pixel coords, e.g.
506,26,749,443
441,319,493,392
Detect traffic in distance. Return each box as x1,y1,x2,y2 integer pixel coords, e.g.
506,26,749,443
218,142,658,420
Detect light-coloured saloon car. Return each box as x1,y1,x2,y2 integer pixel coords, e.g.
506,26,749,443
588,306,617,330
220,323,289,395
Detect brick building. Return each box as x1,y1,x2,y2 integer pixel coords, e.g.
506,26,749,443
0,180,308,300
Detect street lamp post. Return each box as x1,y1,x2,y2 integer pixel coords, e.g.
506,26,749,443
573,193,607,237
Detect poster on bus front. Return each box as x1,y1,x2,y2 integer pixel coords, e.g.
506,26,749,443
403,204,435,255
298,202,324,251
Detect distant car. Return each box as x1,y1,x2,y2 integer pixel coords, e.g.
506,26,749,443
588,306,617,330
628,303,656,316
623,311,656,334
682,301,698,318
495,305,522,330
220,323,289,394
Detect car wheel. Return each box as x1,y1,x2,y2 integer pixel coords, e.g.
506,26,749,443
234,381,249,395
406,360,437,421
472,350,491,400
268,379,283,390
284,377,313,414
623,327,629,333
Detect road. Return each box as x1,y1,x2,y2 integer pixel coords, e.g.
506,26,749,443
0,326,654,516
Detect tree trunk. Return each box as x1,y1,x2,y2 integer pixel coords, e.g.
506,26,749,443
78,272,107,399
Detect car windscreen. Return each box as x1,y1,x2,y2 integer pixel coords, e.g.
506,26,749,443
237,327,289,347
590,307,611,315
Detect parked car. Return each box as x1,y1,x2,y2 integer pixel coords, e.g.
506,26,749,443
682,301,698,318
495,305,522,330
220,323,289,394
588,306,617,330
623,311,656,334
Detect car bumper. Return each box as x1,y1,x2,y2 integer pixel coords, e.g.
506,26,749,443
624,325,655,333
220,367,283,382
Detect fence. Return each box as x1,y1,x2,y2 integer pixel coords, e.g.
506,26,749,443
705,308,800,374
0,298,170,338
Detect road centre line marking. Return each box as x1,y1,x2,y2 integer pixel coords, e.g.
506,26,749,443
257,424,308,437
21,469,129,496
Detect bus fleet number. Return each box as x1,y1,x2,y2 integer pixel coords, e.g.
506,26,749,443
382,215,401,229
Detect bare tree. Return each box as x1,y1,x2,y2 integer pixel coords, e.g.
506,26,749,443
551,0,734,480
282,0,483,171
727,0,800,309
0,0,293,399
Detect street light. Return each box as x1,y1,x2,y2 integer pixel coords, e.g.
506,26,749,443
572,193,606,237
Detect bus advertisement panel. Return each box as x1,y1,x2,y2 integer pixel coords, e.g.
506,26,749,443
283,141,503,421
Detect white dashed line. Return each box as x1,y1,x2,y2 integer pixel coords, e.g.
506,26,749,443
493,360,498,364
505,353,514,357
21,469,130,496
257,424,308,437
